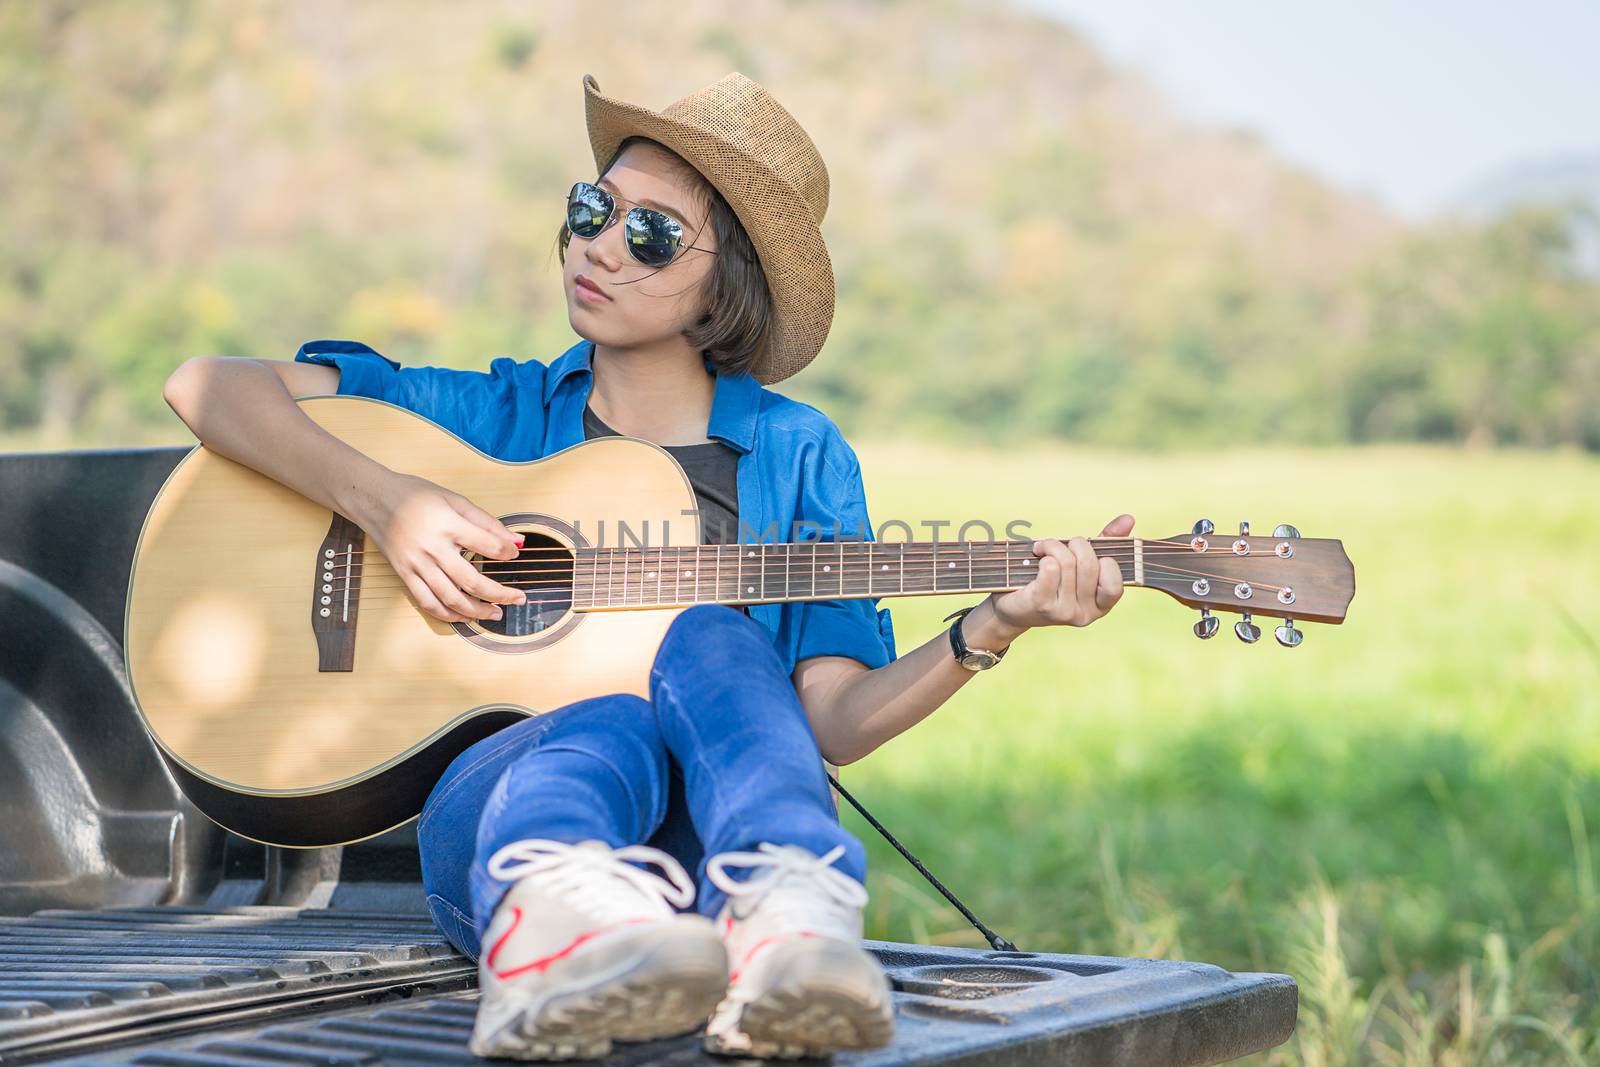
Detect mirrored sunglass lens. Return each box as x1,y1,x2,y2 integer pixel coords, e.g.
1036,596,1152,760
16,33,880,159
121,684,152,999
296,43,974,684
626,208,681,266
567,182,611,236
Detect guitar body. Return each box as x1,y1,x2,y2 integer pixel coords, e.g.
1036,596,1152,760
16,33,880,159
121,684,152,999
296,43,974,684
126,395,700,846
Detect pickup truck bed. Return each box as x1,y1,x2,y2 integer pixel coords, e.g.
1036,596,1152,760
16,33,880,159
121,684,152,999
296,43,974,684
0,446,1298,1066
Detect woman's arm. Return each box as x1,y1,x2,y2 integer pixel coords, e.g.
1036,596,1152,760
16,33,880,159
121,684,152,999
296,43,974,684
164,355,395,529
792,514,1136,766
162,356,528,623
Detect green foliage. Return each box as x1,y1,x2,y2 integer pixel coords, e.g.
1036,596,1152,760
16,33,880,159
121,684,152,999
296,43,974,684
843,440,1600,1064
1,0,1596,452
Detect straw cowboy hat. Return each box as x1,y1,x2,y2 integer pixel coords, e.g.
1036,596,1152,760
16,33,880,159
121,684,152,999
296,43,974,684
582,72,835,385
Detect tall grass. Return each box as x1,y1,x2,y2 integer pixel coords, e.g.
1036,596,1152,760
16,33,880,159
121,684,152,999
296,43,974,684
841,442,1600,1064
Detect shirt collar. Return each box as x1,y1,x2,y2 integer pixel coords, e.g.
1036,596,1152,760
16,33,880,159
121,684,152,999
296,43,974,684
544,338,760,454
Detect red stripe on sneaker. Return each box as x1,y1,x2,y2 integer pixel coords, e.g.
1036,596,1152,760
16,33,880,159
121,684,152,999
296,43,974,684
728,931,817,984
487,907,653,981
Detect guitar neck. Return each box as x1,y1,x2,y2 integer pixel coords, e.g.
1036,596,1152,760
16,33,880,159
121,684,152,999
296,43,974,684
573,538,1144,611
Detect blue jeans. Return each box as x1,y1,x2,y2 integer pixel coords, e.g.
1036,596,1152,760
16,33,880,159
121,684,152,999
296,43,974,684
416,603,868,960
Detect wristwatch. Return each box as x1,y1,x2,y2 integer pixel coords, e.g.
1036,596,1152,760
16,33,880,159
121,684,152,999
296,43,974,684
942,605,1010,671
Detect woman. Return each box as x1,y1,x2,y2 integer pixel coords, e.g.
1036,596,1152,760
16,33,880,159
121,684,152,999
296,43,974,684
162,72,1134,1061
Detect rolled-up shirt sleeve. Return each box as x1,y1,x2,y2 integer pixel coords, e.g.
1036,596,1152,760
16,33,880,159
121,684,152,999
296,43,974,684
790,430,898,671
292,339,539,457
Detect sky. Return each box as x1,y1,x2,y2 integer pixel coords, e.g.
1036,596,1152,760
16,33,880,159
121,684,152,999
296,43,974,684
1012,0,1600,220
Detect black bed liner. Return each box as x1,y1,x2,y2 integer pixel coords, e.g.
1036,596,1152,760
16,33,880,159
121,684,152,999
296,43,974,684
0,907,1291,1066
0,906,473,1063
0,445,1299,1065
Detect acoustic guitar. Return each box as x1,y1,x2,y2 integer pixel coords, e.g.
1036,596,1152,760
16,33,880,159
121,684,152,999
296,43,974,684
125,395,1356,848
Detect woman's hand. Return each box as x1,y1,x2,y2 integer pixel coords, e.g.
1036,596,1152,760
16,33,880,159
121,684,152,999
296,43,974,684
355,471,529,624
986,513,1136,636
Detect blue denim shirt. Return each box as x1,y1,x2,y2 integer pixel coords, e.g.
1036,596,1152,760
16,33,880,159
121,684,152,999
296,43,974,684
293,337,898,677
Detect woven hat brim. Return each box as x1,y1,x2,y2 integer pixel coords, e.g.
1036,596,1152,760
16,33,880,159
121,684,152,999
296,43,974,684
583,74,835,385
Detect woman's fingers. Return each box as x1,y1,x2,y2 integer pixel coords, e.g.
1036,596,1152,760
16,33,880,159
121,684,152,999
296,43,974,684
452,519,519,562
1099,513,1136,537
1030,543,1056,607
1002,523,1134,629
1036,538,1089,624
1061,536,1111,624
437,545,526,610
397,565,464,623
418,556,497,621
1096,555,1125,612
450,494,523,554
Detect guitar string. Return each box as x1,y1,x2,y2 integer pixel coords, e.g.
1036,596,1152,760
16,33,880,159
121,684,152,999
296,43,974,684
324,550,1254,575
304,568,1260,612
319,534,1218,558
308,547,1286,588
305,561,1291,611
314,542,1278,585
305,553,1295,603
313,553,1292,594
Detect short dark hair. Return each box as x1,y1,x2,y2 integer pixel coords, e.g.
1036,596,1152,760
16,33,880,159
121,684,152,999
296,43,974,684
554,136,774,378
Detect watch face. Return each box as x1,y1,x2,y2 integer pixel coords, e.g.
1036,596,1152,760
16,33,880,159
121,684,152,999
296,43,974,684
961,651,998,671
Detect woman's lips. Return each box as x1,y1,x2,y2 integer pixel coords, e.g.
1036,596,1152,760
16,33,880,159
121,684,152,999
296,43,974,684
575,276,611,303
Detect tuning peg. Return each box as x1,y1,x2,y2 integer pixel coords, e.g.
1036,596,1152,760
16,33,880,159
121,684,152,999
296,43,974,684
1275,617,1303,647
1239,520,1250,536
1272,524,1300,539
1234,611,1261,643
1192,518,1215,536
1193,607,1219,639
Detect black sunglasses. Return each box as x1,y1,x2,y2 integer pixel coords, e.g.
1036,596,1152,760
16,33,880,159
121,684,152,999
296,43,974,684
565,180,718,268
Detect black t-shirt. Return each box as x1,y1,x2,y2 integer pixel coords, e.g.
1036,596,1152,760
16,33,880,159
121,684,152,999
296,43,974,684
581,402,742,547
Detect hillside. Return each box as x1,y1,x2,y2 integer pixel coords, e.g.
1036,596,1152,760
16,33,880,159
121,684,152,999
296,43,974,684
1,0,1593,450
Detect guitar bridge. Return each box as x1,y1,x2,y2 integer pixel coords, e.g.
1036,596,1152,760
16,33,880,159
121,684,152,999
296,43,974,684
311,512,364,671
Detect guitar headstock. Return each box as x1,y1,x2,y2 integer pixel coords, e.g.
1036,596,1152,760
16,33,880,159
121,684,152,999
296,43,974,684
1141,519,1354,646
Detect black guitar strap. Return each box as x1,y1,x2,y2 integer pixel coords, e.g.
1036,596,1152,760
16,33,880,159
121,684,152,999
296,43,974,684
825,770,1018,953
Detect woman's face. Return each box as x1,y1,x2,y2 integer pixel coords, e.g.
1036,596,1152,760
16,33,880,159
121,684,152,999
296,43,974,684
563,143,720,352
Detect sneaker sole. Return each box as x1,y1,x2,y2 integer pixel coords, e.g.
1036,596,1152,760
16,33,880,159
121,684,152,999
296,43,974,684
471,921,729,1060
708,938,895,1058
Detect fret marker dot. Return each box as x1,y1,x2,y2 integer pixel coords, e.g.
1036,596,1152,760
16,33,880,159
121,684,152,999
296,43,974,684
948,562,956,569
747,551,755,557
823,565,831,572
881,564,889,570
647,571,656,579
683,569,693,577
746,585,754,593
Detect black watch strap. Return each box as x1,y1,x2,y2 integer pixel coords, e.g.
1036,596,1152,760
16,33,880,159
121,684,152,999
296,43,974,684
942,605,1009,665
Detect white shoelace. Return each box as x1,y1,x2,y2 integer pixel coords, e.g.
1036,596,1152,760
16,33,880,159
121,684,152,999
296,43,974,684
486,839,697,924
705,843,868,934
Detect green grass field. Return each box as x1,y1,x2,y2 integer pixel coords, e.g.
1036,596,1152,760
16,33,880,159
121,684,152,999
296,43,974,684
840,442,1600,1066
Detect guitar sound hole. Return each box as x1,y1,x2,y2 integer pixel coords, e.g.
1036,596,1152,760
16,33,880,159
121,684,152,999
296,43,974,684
474,532,572,637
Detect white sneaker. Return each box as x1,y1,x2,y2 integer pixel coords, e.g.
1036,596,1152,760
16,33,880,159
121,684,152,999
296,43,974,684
701,843,895,1058
468,839,730,1061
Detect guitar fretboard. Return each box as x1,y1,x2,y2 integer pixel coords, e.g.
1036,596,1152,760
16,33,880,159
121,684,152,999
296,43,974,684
573,538,1138,610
